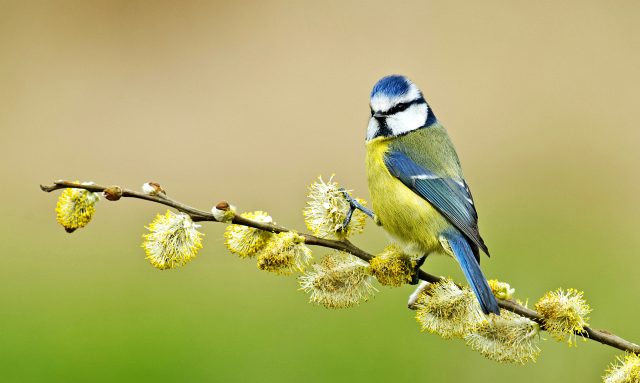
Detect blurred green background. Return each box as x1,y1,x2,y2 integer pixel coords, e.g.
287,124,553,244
2,1,639,382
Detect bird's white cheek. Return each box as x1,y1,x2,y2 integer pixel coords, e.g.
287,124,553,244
388,105,428,136
366,118,379,141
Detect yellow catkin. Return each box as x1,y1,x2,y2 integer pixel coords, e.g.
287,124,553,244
465,310,541,364
55,187,99,232
369,244,415,287
604,353,640,383
142,211,204,270
414,279,485,339
488,280,515,300
299,251,376,308
224,211,274,258
256,232,313,275
535,288,591,344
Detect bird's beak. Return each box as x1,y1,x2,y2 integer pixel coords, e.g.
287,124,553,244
373,113,385,118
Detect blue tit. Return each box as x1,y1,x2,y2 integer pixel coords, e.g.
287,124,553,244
365,75,499,315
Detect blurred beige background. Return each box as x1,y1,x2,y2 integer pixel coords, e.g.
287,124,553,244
1,1,639,382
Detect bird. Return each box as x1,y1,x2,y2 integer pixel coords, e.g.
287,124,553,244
364,74,500,315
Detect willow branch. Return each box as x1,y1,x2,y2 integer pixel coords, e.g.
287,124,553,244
40,180,640,355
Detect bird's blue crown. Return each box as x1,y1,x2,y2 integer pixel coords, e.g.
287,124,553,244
370,75,412,99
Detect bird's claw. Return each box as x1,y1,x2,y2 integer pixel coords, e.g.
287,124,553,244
337,204,355,233
410,255,428,285
339,188,376,231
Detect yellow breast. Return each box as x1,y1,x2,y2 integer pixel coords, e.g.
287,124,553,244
365,137,450,256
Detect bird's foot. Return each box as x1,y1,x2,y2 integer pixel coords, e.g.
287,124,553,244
338,188,377,231
410,255,428,285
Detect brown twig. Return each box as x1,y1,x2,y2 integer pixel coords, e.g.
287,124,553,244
40,180,640,355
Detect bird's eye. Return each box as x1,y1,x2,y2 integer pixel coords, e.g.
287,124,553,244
388,102,410,115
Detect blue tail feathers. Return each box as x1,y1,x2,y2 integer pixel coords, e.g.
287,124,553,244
441,231,500,315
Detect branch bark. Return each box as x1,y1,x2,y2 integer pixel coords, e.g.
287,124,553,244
40,180,640,355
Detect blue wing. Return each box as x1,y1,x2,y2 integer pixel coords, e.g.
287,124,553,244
384,150,489,257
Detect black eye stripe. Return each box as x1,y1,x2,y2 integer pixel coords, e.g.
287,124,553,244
380,98,427,116
388,102,410,114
